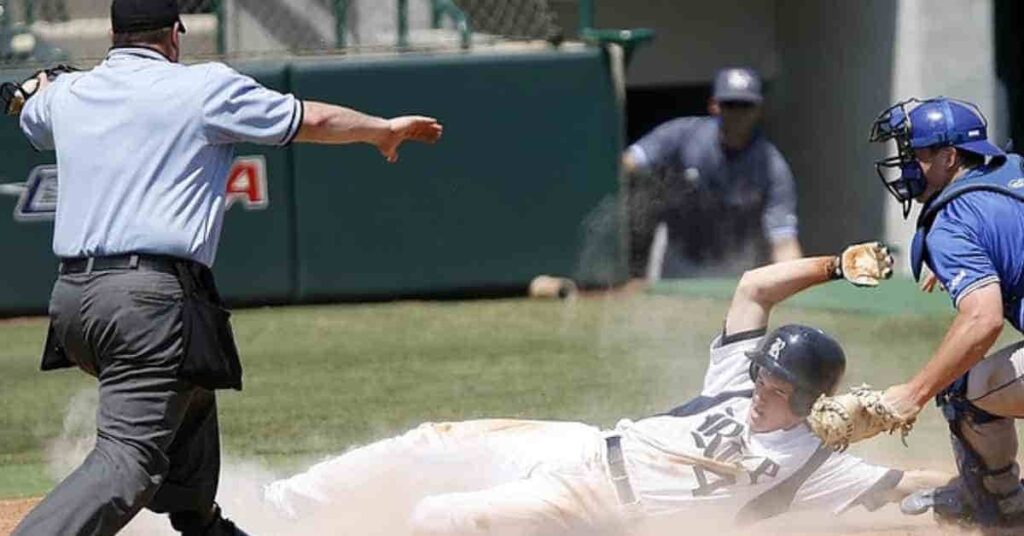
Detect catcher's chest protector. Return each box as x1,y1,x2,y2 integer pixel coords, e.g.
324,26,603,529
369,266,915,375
911,153,1024,281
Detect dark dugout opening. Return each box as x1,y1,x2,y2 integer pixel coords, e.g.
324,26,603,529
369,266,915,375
995,0,1024,152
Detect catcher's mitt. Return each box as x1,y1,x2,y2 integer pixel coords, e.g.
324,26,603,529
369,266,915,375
807,384,915,452
1,64,79,116
832,241,894,287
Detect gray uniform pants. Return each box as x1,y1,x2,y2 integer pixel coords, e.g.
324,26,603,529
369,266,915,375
13,268,221,536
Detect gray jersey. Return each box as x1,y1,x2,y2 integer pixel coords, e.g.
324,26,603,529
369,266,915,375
628,116,798,275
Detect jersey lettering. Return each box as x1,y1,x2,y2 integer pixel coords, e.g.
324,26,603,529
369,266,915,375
748,457,780,484
697,407,745,438
692,465,738,497
688,404,780,496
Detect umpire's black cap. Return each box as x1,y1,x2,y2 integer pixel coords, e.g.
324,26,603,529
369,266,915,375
111,0,186,34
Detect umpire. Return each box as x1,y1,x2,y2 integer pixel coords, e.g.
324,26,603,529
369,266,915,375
11,1,442,534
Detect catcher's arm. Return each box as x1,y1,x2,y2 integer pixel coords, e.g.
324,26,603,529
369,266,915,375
725,242,893,335
883,283,1004,419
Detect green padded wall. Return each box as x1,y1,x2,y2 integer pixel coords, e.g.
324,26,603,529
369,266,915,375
0,75,62,313
289,48,625,299
211,61,295,303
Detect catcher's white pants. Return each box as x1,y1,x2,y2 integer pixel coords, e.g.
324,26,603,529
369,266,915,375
958,340,1024,504
967,339,1024,417
263,419,622,535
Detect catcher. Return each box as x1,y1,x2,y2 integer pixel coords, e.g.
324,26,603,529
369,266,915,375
261,242,941,535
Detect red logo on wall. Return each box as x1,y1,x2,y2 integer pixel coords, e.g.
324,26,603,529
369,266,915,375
225,156,269,210
1,156,270,222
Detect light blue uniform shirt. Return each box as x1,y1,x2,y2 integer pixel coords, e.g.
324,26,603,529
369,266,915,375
19,47,302,266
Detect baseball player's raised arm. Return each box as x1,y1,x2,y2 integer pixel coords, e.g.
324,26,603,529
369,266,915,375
725,256,839,335
725,243,894,335
294,101,443,163
770,237,803,264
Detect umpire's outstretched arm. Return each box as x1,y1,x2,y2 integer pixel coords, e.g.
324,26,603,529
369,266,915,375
295,100,443,163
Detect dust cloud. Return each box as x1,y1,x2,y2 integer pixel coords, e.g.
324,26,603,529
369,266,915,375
40,386,952,536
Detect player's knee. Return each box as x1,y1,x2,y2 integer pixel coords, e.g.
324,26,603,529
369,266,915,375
97,435,169,485
967,362,1024,416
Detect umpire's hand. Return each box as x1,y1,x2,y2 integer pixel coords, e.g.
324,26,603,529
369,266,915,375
376,116,444,163
294,101,443,159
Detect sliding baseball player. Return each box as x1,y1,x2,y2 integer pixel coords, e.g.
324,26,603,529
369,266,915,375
262,243,945,535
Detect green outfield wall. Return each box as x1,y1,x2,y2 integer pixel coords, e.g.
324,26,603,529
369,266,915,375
0,47,626,314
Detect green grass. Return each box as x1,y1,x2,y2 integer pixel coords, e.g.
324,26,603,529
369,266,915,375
1,283,1015,498
650,276,955,316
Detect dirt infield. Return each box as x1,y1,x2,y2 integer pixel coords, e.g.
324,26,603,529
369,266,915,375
0,498,38,536
0,496,962,536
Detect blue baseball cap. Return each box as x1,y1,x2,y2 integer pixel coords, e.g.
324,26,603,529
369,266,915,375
712,68,762,104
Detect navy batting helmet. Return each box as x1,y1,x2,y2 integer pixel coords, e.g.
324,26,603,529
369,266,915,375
747,324,846,416
869,97,1003,218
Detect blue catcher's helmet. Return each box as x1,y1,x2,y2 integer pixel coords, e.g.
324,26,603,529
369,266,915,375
869,97,1004,217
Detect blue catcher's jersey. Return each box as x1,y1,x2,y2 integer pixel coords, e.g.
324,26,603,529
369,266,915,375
911,154,1024,332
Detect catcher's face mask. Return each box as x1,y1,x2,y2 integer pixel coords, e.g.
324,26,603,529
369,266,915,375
870,97,999,219
870,99,927,219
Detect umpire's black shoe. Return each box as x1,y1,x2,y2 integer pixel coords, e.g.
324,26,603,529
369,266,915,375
171,504,252,536
203,515,251,536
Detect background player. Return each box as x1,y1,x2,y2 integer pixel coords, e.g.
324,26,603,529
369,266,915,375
260,242,948,535
623,67,802,279
869,97,1024,529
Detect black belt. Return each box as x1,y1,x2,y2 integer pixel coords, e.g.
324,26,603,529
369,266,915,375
605,435,638,506
58,254,181,276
